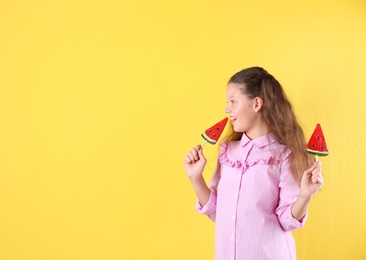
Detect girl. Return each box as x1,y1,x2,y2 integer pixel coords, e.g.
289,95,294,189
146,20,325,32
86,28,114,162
184,67,323,260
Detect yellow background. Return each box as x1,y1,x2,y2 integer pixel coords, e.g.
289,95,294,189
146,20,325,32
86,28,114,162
1,0,366,259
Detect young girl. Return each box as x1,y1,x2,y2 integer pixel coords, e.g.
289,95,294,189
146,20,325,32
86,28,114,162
184,67,323,260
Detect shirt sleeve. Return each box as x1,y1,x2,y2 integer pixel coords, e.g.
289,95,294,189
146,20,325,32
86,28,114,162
196,191,217,221
275,151,308,231
195,158,222,222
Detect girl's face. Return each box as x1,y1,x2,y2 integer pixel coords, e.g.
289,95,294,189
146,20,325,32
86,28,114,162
225,83,264,138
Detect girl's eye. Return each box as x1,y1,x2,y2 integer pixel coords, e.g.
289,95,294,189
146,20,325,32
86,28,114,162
226,100,236,105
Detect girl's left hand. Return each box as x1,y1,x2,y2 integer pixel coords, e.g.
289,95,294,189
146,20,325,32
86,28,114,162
300,161,324,197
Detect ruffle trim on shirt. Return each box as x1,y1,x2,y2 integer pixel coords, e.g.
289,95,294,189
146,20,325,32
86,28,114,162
219,142,282,170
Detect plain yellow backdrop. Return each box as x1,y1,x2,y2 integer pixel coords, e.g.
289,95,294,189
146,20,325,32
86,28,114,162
1,0,366,259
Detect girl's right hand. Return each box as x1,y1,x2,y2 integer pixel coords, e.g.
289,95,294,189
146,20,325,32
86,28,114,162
184,145,207,180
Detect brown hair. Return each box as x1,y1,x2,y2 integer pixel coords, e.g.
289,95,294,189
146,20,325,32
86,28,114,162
223,67,313,184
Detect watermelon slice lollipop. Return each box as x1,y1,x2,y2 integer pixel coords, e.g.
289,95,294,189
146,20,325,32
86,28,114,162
306,123,329,161
201,117,228,145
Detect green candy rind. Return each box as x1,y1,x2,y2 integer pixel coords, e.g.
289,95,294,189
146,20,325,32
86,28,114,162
306,148,329,156
201,132,217,145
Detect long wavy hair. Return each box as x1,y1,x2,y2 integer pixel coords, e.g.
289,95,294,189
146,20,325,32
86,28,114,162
223,67,313,184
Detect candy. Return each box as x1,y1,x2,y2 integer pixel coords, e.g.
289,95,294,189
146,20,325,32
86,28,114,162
201,117,228,145
306,124,329,160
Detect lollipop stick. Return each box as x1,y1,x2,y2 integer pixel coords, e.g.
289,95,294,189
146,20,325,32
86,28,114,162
201,140,207,147
316,154,318,162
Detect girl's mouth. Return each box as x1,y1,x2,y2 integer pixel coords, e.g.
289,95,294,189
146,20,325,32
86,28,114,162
230,116,237,123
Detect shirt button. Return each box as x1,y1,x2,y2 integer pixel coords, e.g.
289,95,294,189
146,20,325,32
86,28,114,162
231,215,236,220
233,193,238,198
230,257,234,260
230,235,234,240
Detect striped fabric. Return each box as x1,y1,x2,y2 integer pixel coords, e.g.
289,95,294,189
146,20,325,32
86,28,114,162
197,133,306,260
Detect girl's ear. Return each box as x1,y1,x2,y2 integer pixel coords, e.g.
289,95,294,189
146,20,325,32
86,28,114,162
253,97,264,112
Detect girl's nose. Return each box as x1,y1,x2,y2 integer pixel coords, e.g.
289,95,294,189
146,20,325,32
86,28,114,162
224,105,230,114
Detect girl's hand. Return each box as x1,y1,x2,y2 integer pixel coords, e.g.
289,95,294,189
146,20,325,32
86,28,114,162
184,145,207,180
299,161,324,197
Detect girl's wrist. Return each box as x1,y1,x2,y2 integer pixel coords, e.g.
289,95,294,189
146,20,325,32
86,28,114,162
189,174,204,184
298,191,313,201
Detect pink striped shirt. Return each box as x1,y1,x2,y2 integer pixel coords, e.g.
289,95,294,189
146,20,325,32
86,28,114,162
197,133,307,260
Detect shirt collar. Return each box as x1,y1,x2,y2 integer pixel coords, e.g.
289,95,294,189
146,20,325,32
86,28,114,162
240,133,277,148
